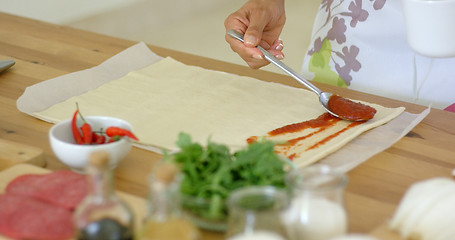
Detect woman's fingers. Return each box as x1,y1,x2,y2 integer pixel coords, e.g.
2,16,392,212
226,33,285,69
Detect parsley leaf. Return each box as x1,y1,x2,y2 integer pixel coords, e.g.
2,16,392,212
168,132,287,221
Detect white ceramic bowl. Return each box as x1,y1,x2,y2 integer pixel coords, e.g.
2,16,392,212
49,116,133,173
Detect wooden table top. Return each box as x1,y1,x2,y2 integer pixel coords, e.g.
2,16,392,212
1,12,454,239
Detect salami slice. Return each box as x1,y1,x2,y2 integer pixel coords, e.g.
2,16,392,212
0,194,74,240
5,170,87,210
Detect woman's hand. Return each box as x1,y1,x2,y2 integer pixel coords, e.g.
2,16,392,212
224,0,286,69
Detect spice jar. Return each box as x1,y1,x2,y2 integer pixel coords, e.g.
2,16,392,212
140,161,200,240
284,164,348,240
73,151,135,240
225,186,290,240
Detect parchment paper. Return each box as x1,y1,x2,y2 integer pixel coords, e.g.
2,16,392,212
16,42,430,173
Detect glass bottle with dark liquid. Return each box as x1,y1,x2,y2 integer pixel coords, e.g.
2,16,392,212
74,151,135,240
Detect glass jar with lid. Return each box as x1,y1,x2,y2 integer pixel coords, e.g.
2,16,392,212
226,186,290,240
284,164,348,240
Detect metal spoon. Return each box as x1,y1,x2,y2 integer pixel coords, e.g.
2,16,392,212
227,30,375,121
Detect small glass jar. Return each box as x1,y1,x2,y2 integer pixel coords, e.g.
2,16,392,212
283,164,348,240
140,161,200,240
225,186,290,240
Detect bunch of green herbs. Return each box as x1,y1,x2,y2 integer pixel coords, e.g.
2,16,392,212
166,132,287,220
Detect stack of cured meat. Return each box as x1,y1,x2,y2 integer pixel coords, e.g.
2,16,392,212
0,170,87,240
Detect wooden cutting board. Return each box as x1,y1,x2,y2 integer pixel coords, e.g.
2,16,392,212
0,164,147,240
0,139,46,170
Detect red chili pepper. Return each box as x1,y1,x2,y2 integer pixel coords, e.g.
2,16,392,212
76,104,92,144
92,132,106,144
71,110,84,145
80,123,93,144
97,135,106,144
105,127,138,141
107,135,121,143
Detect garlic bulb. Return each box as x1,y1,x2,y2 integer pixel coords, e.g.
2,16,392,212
389,178,455,240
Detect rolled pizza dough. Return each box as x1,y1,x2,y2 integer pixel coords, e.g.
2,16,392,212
34,57,404,168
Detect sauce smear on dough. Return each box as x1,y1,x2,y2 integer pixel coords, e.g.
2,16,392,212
268,113,338,136
328,95,376,121
247,113,366,161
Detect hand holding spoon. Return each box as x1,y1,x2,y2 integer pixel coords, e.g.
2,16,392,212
227,30,376,121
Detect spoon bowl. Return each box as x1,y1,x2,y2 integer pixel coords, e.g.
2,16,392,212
319,92,336,117
227,30,376,121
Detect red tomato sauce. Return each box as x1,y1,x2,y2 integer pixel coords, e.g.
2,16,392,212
268,113,340,136
328,95,376,121
306,121,362,150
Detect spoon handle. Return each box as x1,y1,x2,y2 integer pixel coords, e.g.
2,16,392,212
227,30,322,96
